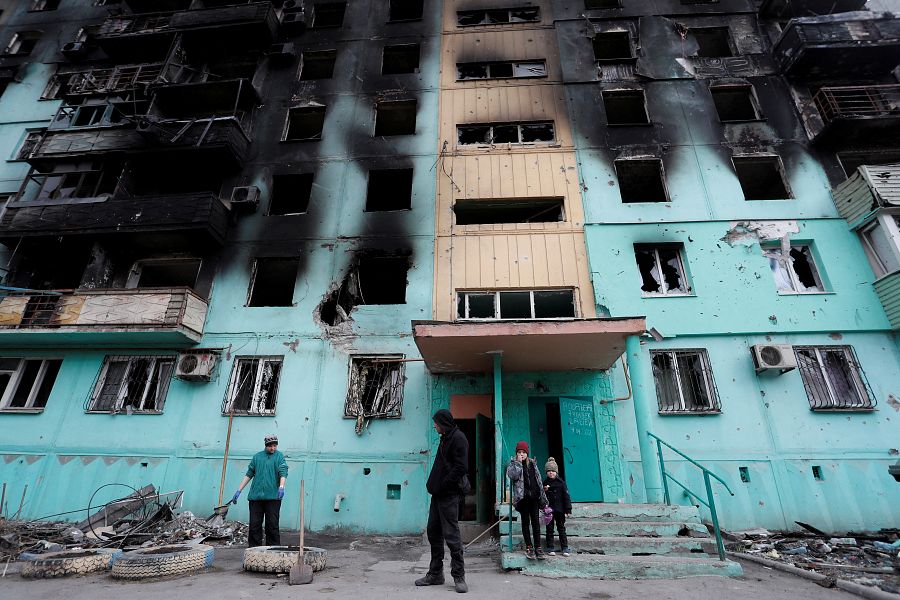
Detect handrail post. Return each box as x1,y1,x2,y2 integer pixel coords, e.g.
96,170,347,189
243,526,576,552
703,471,726,562
656,438,671,505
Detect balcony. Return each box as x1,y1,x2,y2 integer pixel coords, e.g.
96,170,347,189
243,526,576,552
760,0,866,19
772,12,900,78
65,63,166,97
810,84,900,145
0,287,207,347
832,163,900,226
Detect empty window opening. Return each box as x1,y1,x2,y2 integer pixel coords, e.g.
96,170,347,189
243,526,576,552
319,252,412,325
29,0,60,10
616,159,667,202
223,356,283,415
837,151,900,177
457,60,546,80
457,7,540,26
311,2,346,28
812,465,824,480
270,173,313,215
89,355,174,413
739,466,750,483
457,289,576,320
454,198,564,225
691,27,733,58
5,31,41,56
366,168,413,211
37,167,118,200
593,32,633,61
388,0,423,22
764,244,824,293
248,258,299,307
129,259,201,289
711,85,760,122
457,121,554,145
651,349,720,413
300,50,336,80
733,156,789,200
345,356,405,432
603,90,649,125
284,106,326,141
585,0,620,7
383,44,420,75
374,100,416,136
634,245,689,295
0,358,62,411
795,346,872,410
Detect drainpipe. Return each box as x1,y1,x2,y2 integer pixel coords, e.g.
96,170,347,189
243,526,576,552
625,335,664,503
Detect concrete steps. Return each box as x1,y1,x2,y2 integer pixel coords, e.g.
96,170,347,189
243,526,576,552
504,535,710,556
564,518,708,538
500,552,743,579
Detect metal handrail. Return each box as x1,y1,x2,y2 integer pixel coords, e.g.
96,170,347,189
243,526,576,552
813,84,900,124
647,431,733,561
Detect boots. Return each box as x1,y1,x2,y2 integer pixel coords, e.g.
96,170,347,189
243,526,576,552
454,577,468,593
415,573,444,586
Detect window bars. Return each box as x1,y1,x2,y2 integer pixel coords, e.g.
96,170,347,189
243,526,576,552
651,349,721,413
794,346,874,410
345,356,405,434
88,355,175,413
222,356,283,415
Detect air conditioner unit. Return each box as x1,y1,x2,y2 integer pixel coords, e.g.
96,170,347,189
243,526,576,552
266,42,296,63
229,186,260,212
280,11,307,26
751,344,797,374
175,351,218,381
282,0,303,12
61,41,87,58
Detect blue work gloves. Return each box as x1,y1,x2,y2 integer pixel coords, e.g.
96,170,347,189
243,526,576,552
278,487,285,500
231,490,241,504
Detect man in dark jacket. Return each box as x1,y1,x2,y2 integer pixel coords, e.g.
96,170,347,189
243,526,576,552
416,409,469,593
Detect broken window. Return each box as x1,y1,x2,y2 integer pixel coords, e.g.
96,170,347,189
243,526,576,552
690,27,733,58
5,31,41,56
839,151,900,177
860,217,900,277
247,258,299,307
593,32,633,61
37,165,119,200
366,168,413,211
388,0,423,22
374,100,417,136
764,244,824,293
128,258,201,289
300,50,336,80
457,121,554,145
456,60,546,80
0,358,62,411
457,289,576,320
733,156,790,200
454,197,564,225
616,159,668,202
602,90,650,125
223,356,283,415
634,245,690,296
311,2,346,28
319,252,411,325
795,346,872,410
270,173,313,215
383,44,420,75
15,130,45,160
29,0,60,10
711,85,760,122
345,356,405,431
284,106,326,141
651,350,720,413
457,7,540,26
585,0,620,7
88,356,175,414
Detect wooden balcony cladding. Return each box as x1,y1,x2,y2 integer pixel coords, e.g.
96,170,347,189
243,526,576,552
832,164,900,227
0,193,230,244
874,271,900,330
0,287,207,346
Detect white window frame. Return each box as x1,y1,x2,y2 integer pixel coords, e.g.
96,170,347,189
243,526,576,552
650,349,720,413
763,243,825,293
457,289,577,320
0,358,62,411
89,356,174,413
635,245,691,296
457,121,555,146
223,356,283,415
859,212,900,278
794,346,872,410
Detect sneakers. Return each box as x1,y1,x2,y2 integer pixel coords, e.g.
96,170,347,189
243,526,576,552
415,573,444,586
525,546,536,560
562,548,571,557
454,577,468,593
547,549,556,556
535,547,546,560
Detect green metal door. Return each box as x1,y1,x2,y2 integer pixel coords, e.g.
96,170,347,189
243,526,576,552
559,397,602,502
475,413,494,523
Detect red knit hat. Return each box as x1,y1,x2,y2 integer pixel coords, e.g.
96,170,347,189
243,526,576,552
515,441,529,453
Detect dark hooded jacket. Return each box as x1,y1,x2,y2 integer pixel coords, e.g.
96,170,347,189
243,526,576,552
542,475,572,515
426,409,470,498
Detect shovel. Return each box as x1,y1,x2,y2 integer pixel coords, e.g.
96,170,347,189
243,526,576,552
289,480,313,585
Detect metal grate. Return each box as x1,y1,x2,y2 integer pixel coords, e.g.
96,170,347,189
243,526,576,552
794,346,875,410
222,356,282,415
20,295,62,326
344,356,405,432
86,355,175,413
651,349,721,414
813,84,900,124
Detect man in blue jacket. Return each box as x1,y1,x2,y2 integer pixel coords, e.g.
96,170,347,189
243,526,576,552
231,434,288,547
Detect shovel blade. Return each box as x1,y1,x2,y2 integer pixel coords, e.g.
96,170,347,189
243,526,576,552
288,564,314,585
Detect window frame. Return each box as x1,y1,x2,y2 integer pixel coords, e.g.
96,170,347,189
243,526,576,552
283,105,326,141
344,354,406,420
732,154,792,201
601,89,651,126
859,213,900,278
456,121,556,146
12,129,45,161
456,289,578,321
794,345,874,411
456,60,547,81
88,355,175,414
456,6,540,27
222,356,284,416
0,358,62,412
763,243,826,294
5,31,42,56
634,244,691,297
709,83,762,123
650,349,721,414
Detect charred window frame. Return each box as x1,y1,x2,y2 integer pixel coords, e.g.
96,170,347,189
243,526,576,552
634,245,691,296
457,289,577,320
763,243,825,294
126,258,201,290
247,257,299,307
0,358,62,412
453,197,565,225
457,121,555,146
366,168,413,211
223,356,283,416
651,349,720,414
837,151,900,177
859,215,900,278
88,355,175,414
299,50,336,80
388,0,423,22
345,355,405,424
374,100,417,136
35,165,119,201
283,106,326,141
615,159,668,203
456,60,546,81
794,346,874,411
457,7,540,27
382,44,420,75
310,2,346,28
732,155,791,200
689,27,735,58
602,89,650,125
593,32,634,62
51,103,134,130
269,173,314,216
4,31,42,56
710,84,762,122
13,130,45,161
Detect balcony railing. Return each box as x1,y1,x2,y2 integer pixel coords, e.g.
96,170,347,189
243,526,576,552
67,63,166,96
96,2,278,38
813,84,900,124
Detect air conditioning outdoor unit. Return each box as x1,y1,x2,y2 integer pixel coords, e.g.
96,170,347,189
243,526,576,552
751,344,797,374
61,41,86,58
175,351,218,381
282,0,304,12
229,186,260,212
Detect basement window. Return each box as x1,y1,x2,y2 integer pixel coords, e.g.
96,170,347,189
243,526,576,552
0,358,62,412
457,60,546,80
457,121,554,145
616,159,668,202
593,32,633,62
651,349,720,413
711,85,760,122
585,0,621,7
733,156,790,200
454,197,564,225
457,289,576,320
4,31,41,56
300,50,336,80
366,168,413,211
128,258,201,289
345,355,405,424
388,0,423,22
269,173,313,215
223,356,283,415
795,346,873,410
635,245,690,296
247,258,299,306
602,90,649,125
284,106,326,141
383,44,420,75
763,244,824,293
457,7,540,26
311,2,346,28
374,100,417,136
88,356,175,414
691,27,733,58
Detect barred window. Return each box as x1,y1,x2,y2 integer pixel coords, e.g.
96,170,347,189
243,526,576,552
651,349,720,414
345,356,405,425
89,356,174,413
0,358,62,411
223,356,283,415
794,346,873,410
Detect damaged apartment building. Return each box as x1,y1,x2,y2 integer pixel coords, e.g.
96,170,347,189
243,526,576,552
0,0,898,547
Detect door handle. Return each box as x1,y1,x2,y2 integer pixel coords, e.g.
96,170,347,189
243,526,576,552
564,447,574,464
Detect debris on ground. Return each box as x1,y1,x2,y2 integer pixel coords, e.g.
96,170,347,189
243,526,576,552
727,526,900,594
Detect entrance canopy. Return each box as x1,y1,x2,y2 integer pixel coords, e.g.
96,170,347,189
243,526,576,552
412,318,646,373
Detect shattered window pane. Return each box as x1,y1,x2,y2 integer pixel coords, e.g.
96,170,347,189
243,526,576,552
520,123,554,142
0,358,62,411
345,357,405,432
509,8,539,22
90,356,172,413
492,124,519,143
9,361,42,408
457,7,539,26
465,293,496,318
635,249,661,293
224,357,283,415
230,359,256,412
486,9,508,23
795,346,872,410
634,246,688,295
765,245,823,293
512,62,546,77
789,247,823,292
499,291,531,319
533,290,575,318
676,353,711,410
457,10,485,26
458,125,492,145
93,361,128,412
459,290,575,320
652,350,719,413
458,63,489,79
657,248,686,293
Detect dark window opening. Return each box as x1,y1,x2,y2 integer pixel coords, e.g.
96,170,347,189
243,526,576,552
586,0,620,7
739,466,750,483
248,258,299,307
790,248,818,289
635,246,688,295
691,27,733,58
284,106,325,141
374,100,416,136
30,0,60,10
388,0,423,22
457,7,539,26
6,32,41,56
270,173,313,215
456,60,546,80
593,32,633,61
491,63,514,77
492,124,519,143
458,63,489,79
366,168,413,211
224,357,282,415
499,291,531,318
652,349,719,413
520,123,553,142
345,356,405,422
838,151,900,177
603,90,649,125
311,2,346,28
300,50,336,80
356,256,409,304
454,198,564,225
711,85,759,122
73,106,106,127
382,44,420,75
616,159,667,202
457,290,575,319
135,259,201,289
533,290,575,318
733,156,790,200
458,124,491,144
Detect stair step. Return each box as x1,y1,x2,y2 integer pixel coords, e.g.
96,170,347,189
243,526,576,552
565,519,709,538
497,503,702,524
500,551,743,579
502,535,711,556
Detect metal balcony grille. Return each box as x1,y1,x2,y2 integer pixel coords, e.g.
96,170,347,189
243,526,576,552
795,346,875,410
67,63,165,95
651,349,721,414
98,14,173,37
20,294,61,326
344,356,405,434
813,84,900,124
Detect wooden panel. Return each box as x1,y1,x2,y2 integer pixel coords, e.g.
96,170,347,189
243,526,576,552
77,293,171,326
53,296,85,325
182,293,208,335
0,297,27,325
